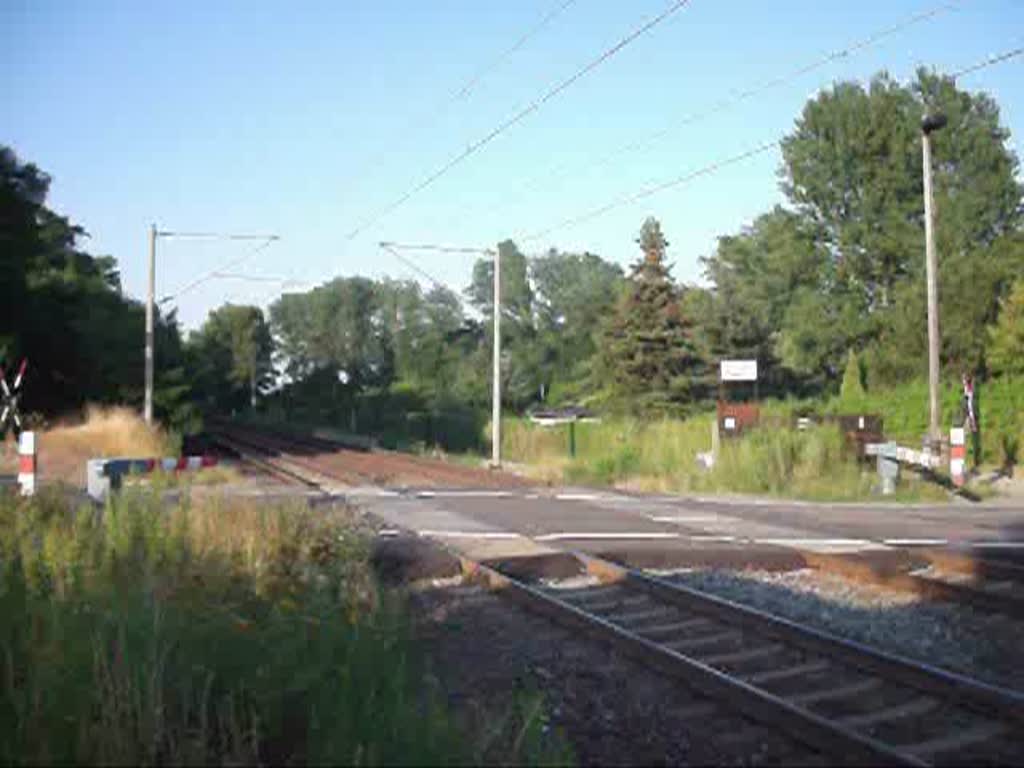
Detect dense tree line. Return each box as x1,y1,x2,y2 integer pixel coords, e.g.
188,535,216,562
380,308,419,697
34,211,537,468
0,147,194,430
3,69,1021,436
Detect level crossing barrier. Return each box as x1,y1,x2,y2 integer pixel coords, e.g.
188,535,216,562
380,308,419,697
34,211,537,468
87,455,218,502
864,441,942,495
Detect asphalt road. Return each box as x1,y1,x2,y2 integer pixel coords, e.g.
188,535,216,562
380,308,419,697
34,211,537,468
357,487,1024,563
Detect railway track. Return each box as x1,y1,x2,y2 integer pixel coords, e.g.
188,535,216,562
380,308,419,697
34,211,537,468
207,421,523,489
466,553,1024,766
208,421,1024,765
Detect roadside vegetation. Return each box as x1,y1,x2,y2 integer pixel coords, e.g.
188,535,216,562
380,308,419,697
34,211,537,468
503,408,947,502
0,488,571,765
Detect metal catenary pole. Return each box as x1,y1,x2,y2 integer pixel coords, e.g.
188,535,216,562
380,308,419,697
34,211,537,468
145,229,278,424
921,114,946,446
145,223,157,424
492,243,502,467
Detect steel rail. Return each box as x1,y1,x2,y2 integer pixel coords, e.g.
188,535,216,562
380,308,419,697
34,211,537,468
576,553,1024,727
461,557,918,766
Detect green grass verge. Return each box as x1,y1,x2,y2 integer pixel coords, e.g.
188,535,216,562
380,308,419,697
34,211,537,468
503,416,947,502
0,488,572,765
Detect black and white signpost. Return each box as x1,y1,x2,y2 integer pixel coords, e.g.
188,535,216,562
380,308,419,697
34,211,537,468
1,359,27,439
1,359,36,496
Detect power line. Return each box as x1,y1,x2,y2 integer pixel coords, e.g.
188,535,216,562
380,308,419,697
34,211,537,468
454,0,579,101
379,243,453,291
211,272,298,283
346,0,694,240
445,1,960,231
379,241,495,255
159,236,278,304
951,44,1023,79
520,140,779,243
344,0,578,206
156,231,278,240
519,41,1024,246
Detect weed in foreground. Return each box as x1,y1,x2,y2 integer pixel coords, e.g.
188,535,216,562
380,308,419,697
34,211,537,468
0,488,570,766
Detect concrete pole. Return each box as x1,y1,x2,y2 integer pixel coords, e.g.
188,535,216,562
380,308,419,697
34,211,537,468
491,245,501,468
922,130,941,445
145,223,156,424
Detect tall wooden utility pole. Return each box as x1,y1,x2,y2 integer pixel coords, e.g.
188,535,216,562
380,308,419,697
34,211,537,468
492,242,501,468
921,112,947,446
145,224,157,424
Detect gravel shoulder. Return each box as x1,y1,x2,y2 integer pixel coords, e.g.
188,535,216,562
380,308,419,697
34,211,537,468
659,567,1024,693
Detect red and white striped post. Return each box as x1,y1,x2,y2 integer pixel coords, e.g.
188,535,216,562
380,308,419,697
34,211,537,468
17,430,36,496
950,427,966,487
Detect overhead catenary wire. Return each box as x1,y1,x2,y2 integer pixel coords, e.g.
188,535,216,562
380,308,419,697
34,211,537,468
453,0,579,101
379,243,454,292
444,1,961,232
346,0,578,196
159,236,278,304
345,0,694,240
520,42,1024,246
520,140,780,243
950,43,1023,79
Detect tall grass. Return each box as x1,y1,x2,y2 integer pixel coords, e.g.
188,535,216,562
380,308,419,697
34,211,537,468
503,416,944,502
0,489,569,765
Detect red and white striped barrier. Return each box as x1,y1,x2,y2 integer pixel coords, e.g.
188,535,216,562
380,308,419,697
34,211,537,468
950,427,966,487
17,430,36,496
87,455,219,502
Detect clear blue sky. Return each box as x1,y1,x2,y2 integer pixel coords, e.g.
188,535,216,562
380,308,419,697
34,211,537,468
3,0,1022,330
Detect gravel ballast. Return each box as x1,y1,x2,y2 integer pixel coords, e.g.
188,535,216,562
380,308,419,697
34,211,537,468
659,567,1024,693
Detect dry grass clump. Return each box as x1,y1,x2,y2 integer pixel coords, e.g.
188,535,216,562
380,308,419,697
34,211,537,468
47,405,168,457
35,406,170,484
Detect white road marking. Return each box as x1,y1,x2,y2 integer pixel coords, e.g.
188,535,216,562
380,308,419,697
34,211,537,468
378,528,401,537
752,538,874,547
882,538,949,546
417,530,523,539
425,490,514,498
689,535,737,542
649,515,720,523
555,493,600,501
967,541,1024,549
534,532,681,541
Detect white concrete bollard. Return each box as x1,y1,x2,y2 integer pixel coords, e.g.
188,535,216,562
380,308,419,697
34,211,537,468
17,430,36,496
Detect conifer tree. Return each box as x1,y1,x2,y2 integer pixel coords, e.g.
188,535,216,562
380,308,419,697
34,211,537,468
604,218,699,414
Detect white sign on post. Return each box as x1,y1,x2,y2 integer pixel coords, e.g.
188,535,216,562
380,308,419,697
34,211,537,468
720,359,758,382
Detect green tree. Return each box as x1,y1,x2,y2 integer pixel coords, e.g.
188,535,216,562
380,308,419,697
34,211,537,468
701,207,822,389
839,349,866,401
603,218,699,414
738,70,1024,384
531,249,624,401
987,280,1024,377
1,145,191,422
189,304,273,413
270,277,394,390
